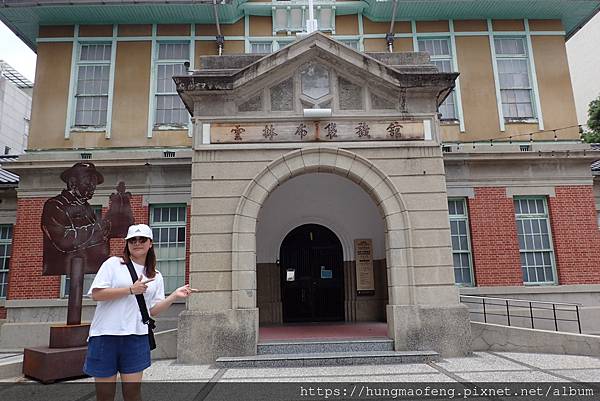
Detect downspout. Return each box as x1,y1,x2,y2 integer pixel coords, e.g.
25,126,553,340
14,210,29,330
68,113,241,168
213,0,224,55
387,0,399,53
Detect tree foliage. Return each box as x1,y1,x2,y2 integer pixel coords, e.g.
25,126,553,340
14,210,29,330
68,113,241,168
581,95,600,143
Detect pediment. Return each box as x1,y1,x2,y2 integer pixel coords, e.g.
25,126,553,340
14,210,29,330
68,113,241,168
175,31,457,118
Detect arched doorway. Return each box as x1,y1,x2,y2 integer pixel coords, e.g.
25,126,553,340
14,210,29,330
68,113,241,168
279,224,344,322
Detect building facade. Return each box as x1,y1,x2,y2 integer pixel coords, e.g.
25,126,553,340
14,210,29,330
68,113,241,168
1,0,600,361
0,61,32,155
567,10,600,128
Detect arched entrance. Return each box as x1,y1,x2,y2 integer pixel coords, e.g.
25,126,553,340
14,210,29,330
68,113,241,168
280,224,344,322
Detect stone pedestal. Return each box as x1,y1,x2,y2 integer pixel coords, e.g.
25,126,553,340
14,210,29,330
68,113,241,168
387,304,472,357
177,308,258,364
49,324,89,348
22,324,90,383
23,346,87,383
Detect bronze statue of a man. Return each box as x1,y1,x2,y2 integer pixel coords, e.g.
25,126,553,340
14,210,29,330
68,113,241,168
41,162,133,275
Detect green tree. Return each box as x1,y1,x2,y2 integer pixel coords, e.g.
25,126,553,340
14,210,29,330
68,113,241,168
581,95,600,143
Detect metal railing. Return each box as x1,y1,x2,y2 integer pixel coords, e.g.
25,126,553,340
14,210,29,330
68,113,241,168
460,295,582,334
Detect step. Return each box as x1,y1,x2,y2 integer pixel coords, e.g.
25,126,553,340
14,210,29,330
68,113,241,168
216,350,439,368
0,353,23,379
257,338,394,355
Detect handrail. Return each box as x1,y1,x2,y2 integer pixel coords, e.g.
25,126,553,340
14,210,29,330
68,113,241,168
460,295,582,334
460,294,582,307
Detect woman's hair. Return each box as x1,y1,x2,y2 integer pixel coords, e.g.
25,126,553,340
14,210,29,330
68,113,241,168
122,241,157,278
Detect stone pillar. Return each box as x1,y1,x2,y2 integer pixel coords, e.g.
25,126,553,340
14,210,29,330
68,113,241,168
177,308,258,364
378,147,472,357
387,304,471,357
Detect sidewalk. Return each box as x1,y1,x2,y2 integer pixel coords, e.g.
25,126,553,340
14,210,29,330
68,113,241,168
2,351,599,400
129,351,600,383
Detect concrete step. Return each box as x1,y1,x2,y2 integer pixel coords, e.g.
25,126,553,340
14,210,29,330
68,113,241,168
257,338,394,355
216,350,439,368
0,353,23,380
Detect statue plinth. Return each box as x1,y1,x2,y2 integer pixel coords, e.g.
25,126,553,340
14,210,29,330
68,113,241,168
23,346,88,384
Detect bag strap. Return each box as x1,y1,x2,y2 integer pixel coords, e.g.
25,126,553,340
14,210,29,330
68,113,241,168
125,259,155,329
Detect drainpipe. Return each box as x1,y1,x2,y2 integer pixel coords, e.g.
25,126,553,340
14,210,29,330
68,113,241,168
387,0,399,53
213,0,224,55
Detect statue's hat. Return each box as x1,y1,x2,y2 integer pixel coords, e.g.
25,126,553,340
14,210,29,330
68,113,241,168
60,162,104,184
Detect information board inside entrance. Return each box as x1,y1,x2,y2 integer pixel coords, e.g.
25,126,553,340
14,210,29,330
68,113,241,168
354,239,374,294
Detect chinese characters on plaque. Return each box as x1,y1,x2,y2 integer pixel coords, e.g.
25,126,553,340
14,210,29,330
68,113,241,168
354,239,375,294
212,120,427,143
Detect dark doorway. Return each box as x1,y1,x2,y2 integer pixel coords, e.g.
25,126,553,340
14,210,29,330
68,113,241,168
280,224,344,322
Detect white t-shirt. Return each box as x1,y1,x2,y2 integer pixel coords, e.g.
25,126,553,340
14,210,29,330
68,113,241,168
87,256,165,337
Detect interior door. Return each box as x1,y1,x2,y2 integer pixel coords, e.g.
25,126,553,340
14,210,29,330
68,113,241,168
280,224,344,322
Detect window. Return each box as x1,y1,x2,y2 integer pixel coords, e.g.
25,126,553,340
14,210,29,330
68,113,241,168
155,43,189,127
74,44,111,127
494,37,534,119
150,205,187,294
274,8,303,33
448,199,474,286
0,225,12,298
418,38,456,120
514,197,556,284
62,207,102,297
317,8,334,31
250,42,273,54
339,40,359,50
276,40,294,51
272,6,334,33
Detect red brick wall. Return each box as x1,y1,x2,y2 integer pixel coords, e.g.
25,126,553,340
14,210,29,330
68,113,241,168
0,307,6,319
468,187,523,286
107,194,148,257
548,186,600,284
8,198,61,299
7,195,148,301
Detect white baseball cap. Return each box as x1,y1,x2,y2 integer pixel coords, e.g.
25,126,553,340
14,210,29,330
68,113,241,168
124,224,153,241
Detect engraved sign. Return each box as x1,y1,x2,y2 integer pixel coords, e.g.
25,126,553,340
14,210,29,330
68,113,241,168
211,120,425,143
354,239,375,293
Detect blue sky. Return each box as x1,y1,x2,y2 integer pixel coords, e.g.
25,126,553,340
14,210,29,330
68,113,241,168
0,22,37,82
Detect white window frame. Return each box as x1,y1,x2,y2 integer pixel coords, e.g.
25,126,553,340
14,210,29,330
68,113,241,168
71,42,113,130
337,38,360,51
448,198,474,286
514,196,557,285
417,37,458,121
153,41,191,130
150,204,187,295
249,41,274,54
493,36,537,122
0,224,12,299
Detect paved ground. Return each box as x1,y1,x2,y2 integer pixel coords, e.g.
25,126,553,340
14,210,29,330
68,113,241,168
2,351,600,400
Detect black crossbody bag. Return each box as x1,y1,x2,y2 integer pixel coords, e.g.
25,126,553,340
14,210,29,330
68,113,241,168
125,260,157,350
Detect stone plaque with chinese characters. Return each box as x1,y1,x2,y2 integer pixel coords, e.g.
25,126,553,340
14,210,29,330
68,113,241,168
210,120,425,143
354,239,375,293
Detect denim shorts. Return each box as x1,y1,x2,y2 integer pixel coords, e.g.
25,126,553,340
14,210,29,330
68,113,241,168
84,335,151,378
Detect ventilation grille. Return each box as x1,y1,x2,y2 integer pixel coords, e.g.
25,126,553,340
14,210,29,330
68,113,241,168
163,151,176,158
80,152,92,160
441,145,452,153
519,145,531,152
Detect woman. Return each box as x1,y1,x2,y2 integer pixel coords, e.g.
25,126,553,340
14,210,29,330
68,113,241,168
83,223,197,401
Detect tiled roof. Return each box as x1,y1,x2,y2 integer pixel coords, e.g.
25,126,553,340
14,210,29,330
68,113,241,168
0,61,33,88
591,144,600,172
0,155,19,185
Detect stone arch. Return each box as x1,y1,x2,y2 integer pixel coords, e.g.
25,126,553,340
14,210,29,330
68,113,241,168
231,147,416,310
